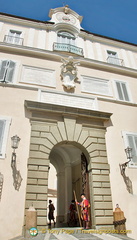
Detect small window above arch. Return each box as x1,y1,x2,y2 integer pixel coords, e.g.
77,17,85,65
57,31,75,45
53,30,83,56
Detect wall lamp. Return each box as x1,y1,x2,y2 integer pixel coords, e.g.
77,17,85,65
125,146,132,161
119,146,133,194
11,135,21,166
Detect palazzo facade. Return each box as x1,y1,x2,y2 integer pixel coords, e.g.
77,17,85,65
0,5,137,240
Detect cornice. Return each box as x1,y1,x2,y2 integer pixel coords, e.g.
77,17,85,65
1,42,137,78
92,35,137,52
0,12,137,51
1,82,136,109
0,14,54,29
25,100,112,121
0,42,62,61
97,97,137,107
80,58,137,78
80,30,137,52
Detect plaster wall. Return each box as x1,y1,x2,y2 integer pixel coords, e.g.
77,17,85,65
1,19,137,70
0,11,137,240
99,99,137,239
0,87,36,240
1,51,137,105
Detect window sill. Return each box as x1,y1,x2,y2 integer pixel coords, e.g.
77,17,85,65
97,96,137,107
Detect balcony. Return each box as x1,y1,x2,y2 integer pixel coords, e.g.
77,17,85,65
4,35,23,45
107,56,124,66
53,42,83,56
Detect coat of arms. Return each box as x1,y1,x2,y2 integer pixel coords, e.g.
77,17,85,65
60,56,80,90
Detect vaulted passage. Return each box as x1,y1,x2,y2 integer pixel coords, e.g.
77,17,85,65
49,143,90,227
24,101,114,229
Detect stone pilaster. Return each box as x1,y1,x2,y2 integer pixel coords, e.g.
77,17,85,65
87,128,113,228
25,122,52,228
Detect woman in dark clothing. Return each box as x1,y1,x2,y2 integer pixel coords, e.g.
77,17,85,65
48,200,55,226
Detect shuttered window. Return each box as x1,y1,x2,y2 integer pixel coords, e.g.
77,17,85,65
0,60,15,83
127,134,137,166
0,120,6,156
0,117,11,158
115,81,130,102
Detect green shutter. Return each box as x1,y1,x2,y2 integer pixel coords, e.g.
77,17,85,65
0,120,6,155
5,61,15,82
0,60,8,82
116,82,123,100
116,81,130,102
122,83,129,101
0,60,15,83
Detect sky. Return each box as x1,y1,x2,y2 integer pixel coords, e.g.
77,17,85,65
0,0,137,45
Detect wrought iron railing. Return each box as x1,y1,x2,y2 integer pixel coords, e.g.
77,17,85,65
53,42,83,56
4,35,23,45
107,56,124,66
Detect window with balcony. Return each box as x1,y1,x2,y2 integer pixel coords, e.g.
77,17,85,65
0,117,11,159
0,60,15,83
58,31,75,45
4,30,23,45
107,50,123,66
53,31,83,56
122,132,137,168
115,80,130,102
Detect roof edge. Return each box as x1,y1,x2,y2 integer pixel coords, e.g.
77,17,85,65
0,11,136,47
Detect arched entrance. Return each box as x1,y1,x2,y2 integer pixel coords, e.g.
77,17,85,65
47,164,57,224
25,101,114,230
49,142,90,227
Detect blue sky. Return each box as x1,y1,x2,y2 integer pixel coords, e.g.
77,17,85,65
0,0,137,44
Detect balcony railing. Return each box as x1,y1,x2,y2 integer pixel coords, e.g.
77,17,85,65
4,35,23,45
53,42,83,56
107,56,124,66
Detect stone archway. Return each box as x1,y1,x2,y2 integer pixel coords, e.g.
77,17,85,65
49,142,88,227
25,100,114,230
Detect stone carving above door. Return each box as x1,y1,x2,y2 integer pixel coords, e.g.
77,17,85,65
60,56,80,90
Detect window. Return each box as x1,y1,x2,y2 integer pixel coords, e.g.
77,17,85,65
5,30,22,45
115,80,130,102
53,31,83,56
122,132,137,167
0,60,15,83
0,117,11,159
57,31,75,45
107,50,123,65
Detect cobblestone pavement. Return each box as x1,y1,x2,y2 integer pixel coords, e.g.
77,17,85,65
10,228,135,240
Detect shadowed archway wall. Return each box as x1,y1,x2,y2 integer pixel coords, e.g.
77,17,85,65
25,100,113,229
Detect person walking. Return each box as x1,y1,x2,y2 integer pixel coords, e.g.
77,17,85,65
48,200,55,226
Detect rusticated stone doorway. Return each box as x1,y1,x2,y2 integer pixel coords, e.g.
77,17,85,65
24,101,114,230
